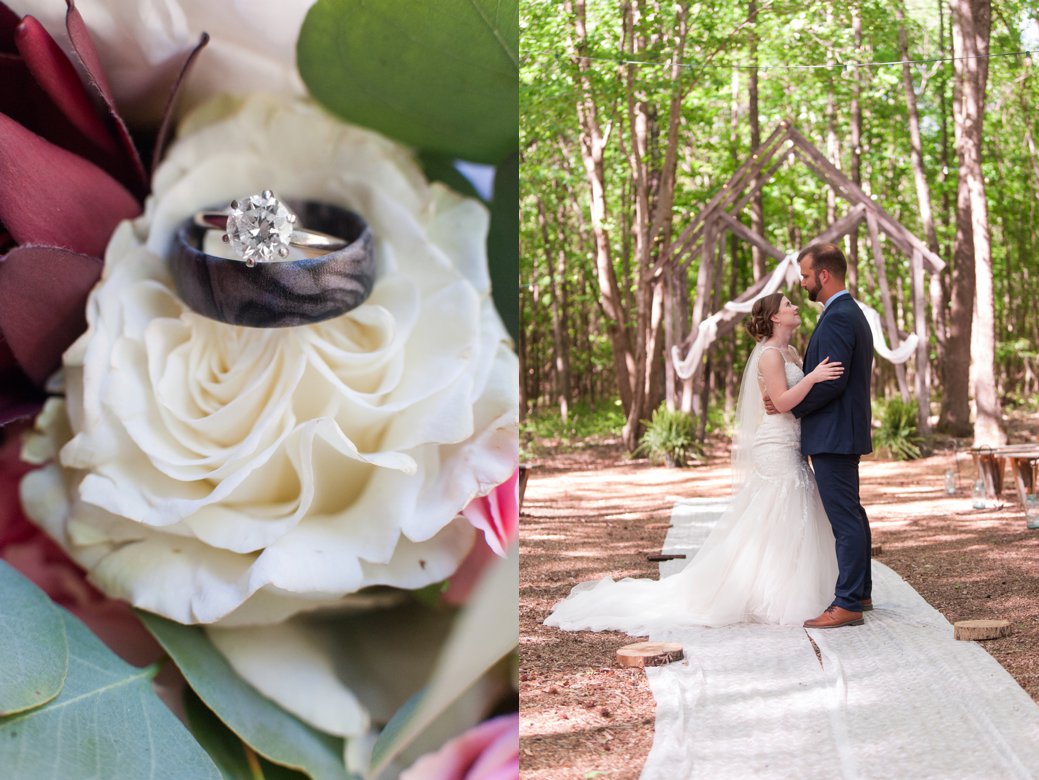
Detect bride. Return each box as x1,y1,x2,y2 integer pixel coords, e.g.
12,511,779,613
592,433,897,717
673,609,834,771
545,293,842,634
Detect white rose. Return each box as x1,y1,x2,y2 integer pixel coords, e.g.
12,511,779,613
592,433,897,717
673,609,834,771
21,94,518,630
9,0,310,124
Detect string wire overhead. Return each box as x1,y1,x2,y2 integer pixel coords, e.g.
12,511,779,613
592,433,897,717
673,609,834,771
526,47,1038,72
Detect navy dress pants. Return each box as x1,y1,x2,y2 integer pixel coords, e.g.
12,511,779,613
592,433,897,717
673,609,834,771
811,453,871,611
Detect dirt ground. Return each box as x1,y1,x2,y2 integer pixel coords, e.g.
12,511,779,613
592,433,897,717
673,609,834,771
518,425,1039,780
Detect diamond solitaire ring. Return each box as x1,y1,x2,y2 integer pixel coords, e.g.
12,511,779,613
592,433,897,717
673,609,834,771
193,190,349,267
173,199,375,327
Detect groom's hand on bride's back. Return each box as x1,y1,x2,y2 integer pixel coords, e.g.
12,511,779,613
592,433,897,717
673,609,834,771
764,396,778,415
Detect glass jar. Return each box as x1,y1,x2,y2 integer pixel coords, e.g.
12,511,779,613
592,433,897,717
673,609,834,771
944,469,957,496
1025,494,1039,530
972,480,987,510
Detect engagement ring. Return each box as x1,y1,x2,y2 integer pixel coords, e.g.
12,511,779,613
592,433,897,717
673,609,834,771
194,190,349,266
172,199,375,328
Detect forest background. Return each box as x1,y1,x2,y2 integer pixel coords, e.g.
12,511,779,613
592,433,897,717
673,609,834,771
519,0,1039,455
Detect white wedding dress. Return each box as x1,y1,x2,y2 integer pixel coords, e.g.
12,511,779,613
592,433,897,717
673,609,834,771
545,346,838,634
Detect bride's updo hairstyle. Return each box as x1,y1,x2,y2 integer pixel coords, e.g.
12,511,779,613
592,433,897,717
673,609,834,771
745,293,784,342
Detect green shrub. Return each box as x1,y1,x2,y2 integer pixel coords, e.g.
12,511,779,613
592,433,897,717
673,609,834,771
635,404,701,467
874,397,924,460
519,400,626,456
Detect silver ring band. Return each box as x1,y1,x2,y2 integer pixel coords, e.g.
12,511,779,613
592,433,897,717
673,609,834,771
172,200,375,328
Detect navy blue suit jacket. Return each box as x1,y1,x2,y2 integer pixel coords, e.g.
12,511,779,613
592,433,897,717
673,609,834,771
792,293,874,456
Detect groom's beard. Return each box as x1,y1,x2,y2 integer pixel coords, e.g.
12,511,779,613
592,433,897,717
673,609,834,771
806,283,821,302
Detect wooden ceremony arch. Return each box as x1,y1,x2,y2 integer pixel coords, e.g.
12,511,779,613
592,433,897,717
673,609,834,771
663,121,946,433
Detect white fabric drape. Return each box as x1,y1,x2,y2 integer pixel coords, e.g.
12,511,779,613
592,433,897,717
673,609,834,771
671,253,917,378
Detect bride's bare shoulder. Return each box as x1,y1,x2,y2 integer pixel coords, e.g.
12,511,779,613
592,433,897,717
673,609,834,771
758,347,785,371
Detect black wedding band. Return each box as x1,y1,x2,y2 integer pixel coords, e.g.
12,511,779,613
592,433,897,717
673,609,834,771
171,201,375,328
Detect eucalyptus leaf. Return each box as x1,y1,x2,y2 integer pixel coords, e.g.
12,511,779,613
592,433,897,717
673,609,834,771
298,0,518,163
418,153,482,200
185,690,310,780
0,560,68,715
488,151,519,341
140,612,351,780
0,611,220,780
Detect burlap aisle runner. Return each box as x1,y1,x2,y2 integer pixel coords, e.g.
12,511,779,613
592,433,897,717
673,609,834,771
640,499,1039,779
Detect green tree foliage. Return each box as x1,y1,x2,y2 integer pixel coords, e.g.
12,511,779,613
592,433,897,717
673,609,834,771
521,0,1039,436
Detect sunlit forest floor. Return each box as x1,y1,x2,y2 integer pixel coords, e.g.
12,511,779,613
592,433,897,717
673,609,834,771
519,412,1039,779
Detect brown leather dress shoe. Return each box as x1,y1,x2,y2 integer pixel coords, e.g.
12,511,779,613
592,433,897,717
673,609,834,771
803,605,864,629
861,598,873,611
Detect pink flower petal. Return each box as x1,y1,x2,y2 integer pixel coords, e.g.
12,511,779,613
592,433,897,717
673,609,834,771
461,470,519,557
443,536,496,606
401,714,519,780
14,15,120,160
0,112,140,255
64,0,146,195
0,244,102,385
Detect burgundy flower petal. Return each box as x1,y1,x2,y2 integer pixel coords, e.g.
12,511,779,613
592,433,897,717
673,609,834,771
15,15,120,159
153,32,209,173
64,0,147,196
0,3,19,53
0,244,102,385
0,391,43,427
0,338,44,426
0,112,140,256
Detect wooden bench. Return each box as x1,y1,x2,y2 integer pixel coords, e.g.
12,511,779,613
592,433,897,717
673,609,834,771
969,444,1039,506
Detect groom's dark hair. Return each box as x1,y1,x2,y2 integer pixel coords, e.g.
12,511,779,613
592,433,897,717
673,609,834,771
798,243,847,281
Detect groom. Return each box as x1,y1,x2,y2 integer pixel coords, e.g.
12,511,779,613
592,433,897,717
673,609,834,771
771,243,875,629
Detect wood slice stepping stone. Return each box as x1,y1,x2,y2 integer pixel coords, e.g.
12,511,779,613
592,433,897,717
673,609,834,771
616,642,685,668
871,544,883,556
953,619,1012,641
647,553,686,562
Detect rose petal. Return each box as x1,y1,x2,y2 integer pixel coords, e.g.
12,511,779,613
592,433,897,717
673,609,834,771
0,244,102,384
64,0,146,194
400,714,519,780
0,113,140,255
15,15,120,158
461,469,519,557
206,619,370,737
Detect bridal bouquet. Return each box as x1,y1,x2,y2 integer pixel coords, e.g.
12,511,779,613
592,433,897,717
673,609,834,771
0,1,519,778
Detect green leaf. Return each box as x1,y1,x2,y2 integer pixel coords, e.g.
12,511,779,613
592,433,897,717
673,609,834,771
140,613,351,780
0,561,68,715
298,0,518,163
488,151,519,342
418,153,482,200
369,546,517,776
0,611,220,780
185,690,311,780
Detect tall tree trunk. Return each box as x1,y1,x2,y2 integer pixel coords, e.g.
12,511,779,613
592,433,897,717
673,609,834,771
537,198,572,424
955,0,1004,445
933,0,952,363
848,3,864,296
896,3,937,435
824,5,839,227
565,0,637,442
939,0,975,436
748,0,765,279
